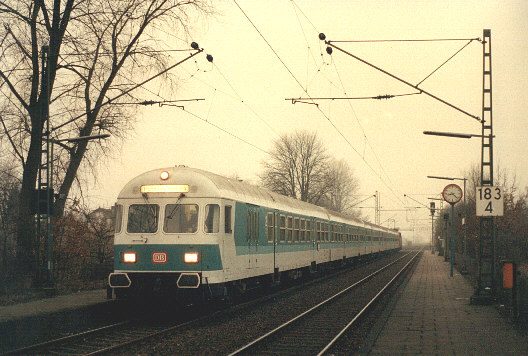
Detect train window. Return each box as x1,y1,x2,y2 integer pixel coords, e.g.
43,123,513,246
294,218,300,242
324,223,329,242
300,219,305,242
225,206,232,233
204,204,220,233
306,220,311,241
164,204,198,233
127,204,159,233
316,221,321,242
114,204,123,234
267,212,275,243
280,215,286,242
287,216,293,242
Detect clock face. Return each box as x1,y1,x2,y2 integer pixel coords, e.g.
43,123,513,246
442,184,463,204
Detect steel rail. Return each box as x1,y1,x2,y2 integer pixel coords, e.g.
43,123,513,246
4,252,407,355
2,321,131,355
4,317,200,356
228,250,416,356
319,249,422,355
84,319,199,356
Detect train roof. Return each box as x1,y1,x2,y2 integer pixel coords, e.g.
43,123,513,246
118,166,329,218
118,166,398,234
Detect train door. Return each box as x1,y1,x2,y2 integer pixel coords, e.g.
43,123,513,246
246,206,260,269
310,218,316,266
274,212,280,279
266,210,279,278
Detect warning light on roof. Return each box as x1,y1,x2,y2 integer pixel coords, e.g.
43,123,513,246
160,171,169,180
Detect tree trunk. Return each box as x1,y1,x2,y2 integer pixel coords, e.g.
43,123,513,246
15,112,43,288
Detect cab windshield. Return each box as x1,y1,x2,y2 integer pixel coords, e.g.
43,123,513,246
164,204,199,233
127,204,159,233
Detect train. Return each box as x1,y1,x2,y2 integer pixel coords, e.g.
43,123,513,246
108,166,401,300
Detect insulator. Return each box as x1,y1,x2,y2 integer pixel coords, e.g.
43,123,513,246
206,54,213,62
191,42,199,50
318,33,326,40
326,47,333,55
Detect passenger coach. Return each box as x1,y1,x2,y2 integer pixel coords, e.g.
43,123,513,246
108,166,401,299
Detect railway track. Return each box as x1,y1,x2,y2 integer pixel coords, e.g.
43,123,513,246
3,251,414,355
3,320,181,355
229,250,421,355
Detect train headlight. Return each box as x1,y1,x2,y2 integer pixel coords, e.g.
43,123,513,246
123,252,137,263
160,171,169,180
184,252,199,264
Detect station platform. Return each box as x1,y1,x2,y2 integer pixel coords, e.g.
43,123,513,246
0,289,114,353
0,288,109,324
368,251,528,355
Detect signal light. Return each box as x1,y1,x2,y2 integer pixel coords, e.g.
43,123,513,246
160,171,169,180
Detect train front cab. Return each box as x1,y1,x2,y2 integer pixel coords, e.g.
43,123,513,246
108,196,234,300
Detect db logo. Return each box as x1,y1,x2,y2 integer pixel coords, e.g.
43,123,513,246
152,252,168,264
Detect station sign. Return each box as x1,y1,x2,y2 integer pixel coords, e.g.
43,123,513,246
476,186,503,216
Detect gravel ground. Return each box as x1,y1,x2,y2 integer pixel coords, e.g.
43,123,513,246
123,251,411,355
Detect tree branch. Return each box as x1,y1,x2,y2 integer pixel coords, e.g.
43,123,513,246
0,67,28,110
0,114,25,166
36,0,52,33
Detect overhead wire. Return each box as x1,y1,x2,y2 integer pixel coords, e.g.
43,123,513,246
177,106,269,154
330,60,401,198
232,0,406,207
287,0,406,207
330,38,481,43
290,0,323,93
212,63,280,137
416,39,475,87
51,48,204,132
288,1,405,207
150,19,281,138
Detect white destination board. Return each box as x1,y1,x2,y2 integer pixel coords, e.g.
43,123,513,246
476,186,504,216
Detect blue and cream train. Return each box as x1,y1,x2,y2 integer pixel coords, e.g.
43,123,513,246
108,166,401,299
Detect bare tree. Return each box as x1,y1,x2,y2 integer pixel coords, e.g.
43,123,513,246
0,160,20,287
0,0,212,286
318,158,359,214
260,131,330,204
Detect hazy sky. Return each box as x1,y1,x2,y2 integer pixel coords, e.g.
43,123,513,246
85,0,528,244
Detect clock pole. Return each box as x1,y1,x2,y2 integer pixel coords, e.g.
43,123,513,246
450,203,455,277
442,183,462,277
